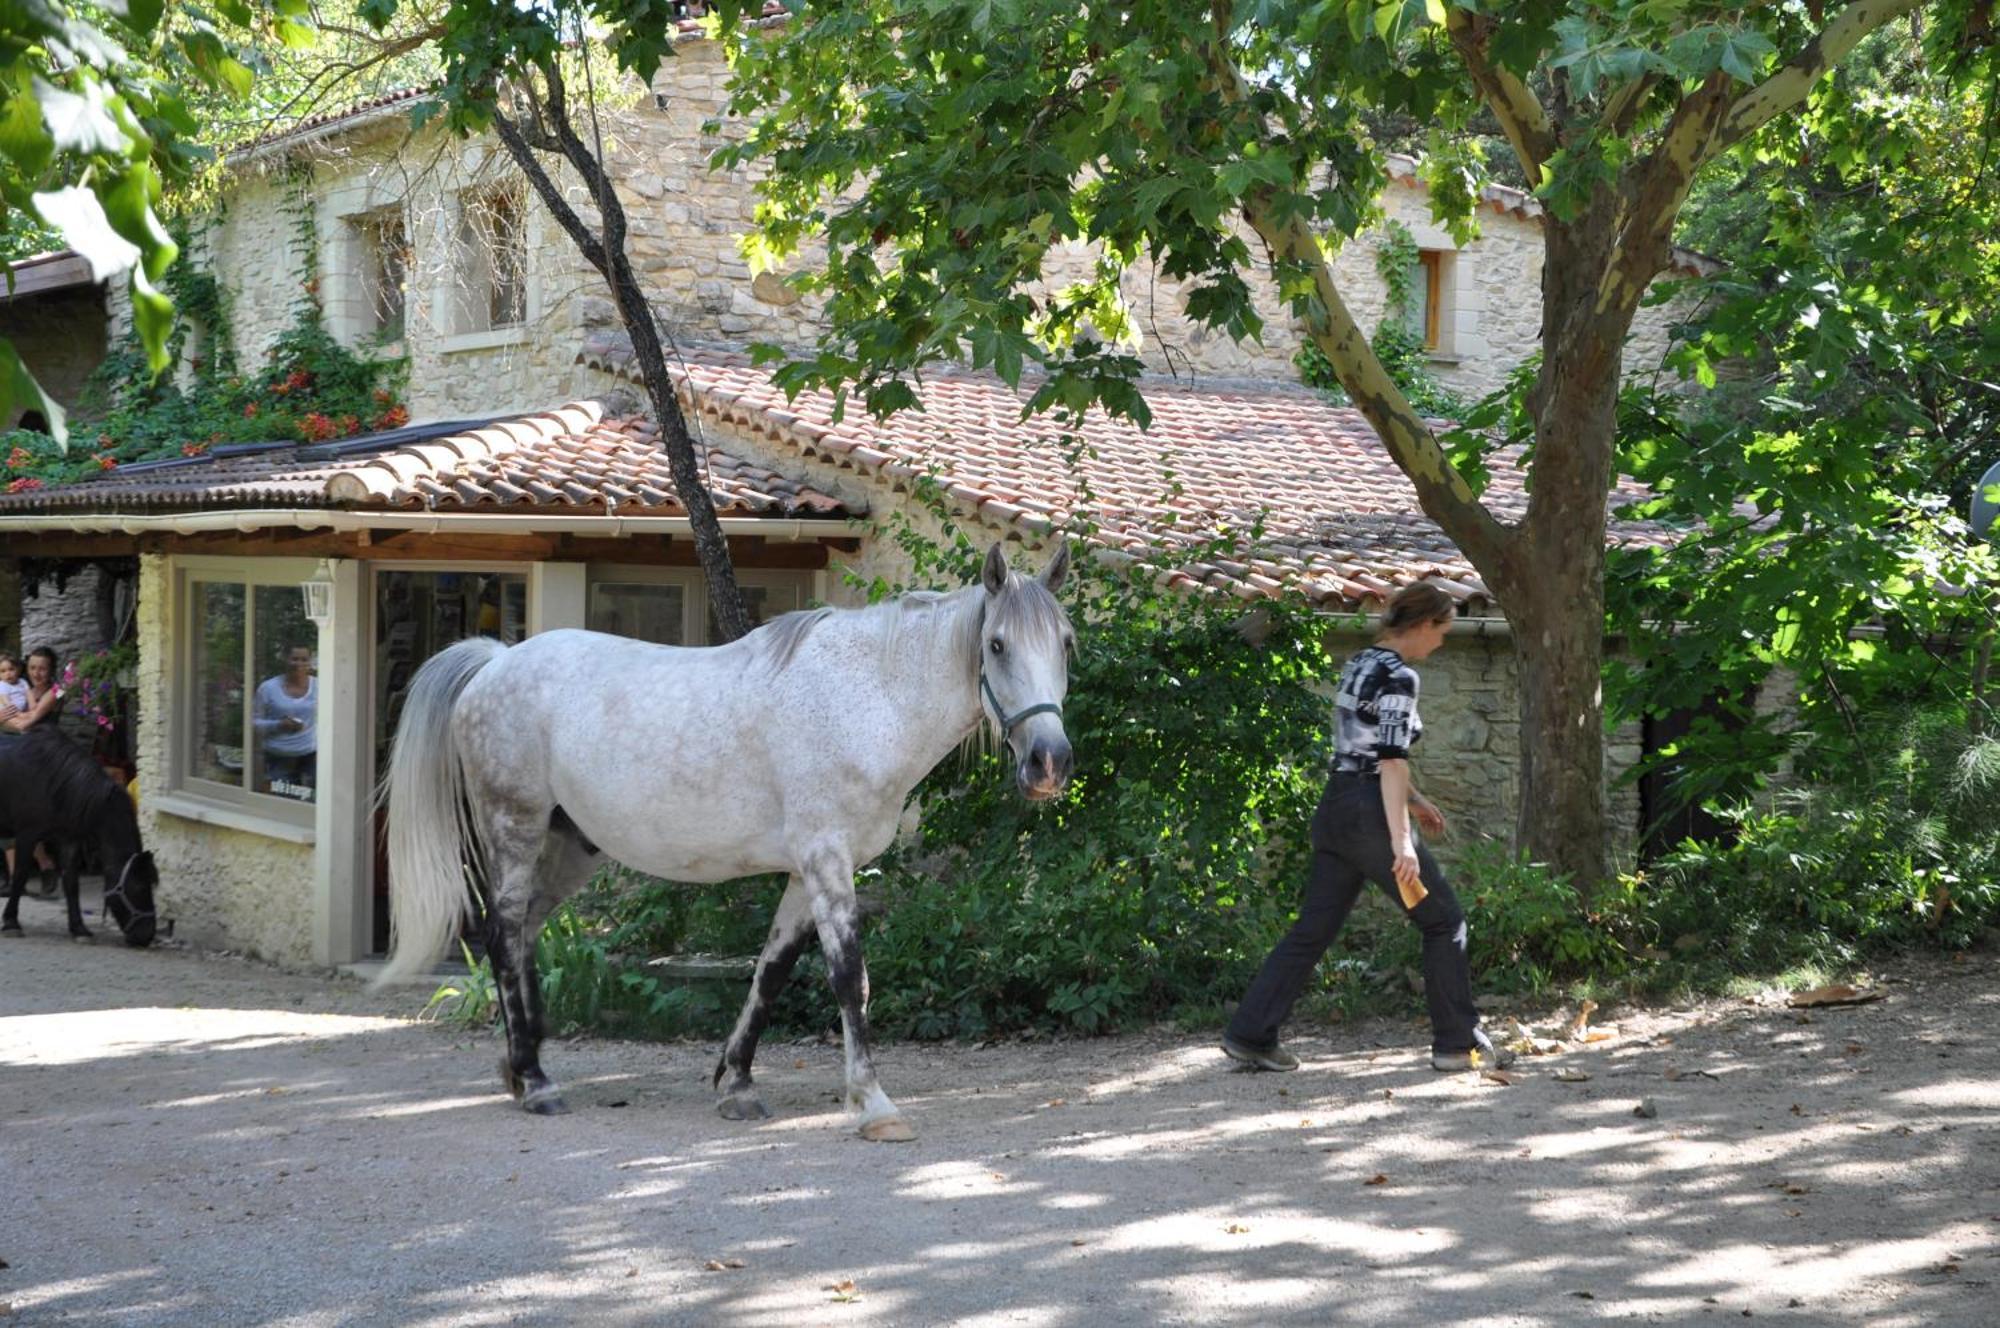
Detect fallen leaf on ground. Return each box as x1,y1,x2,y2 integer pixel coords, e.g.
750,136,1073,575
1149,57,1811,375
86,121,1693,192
1565,998,1600,1040
1553,1067,1592,1082
1224,1223,1251,1234
1782,1183,1810,1196
1582,1031,1615,1043
1070,1239,1087,1247
1480,1069,1518,1086
626,1268,638,1278
794,1058,807,1069
1045,1098,1066,1108
1364,1173,1389,1186
1788,984,1885,1008
825,1279,862,1302
1633,1098,1658,1119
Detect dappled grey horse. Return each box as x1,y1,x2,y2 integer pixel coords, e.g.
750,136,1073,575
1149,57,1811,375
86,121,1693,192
378,543,1074,1141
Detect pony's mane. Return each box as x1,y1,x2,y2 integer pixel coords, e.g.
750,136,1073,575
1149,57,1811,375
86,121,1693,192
18,729,126,826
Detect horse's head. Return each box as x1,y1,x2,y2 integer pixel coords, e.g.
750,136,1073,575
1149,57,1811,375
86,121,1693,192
104,849,159,948
977,542,1076,802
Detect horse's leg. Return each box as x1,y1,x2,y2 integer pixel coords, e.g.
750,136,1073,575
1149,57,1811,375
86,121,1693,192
714,875,816,1121
61,841,90,941
802,855,913,1143
1,837,26,934
485,805,599,1116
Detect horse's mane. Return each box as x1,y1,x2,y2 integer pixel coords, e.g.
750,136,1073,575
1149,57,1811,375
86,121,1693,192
752,576,1068,686
753,590,982,677
15,729,126,826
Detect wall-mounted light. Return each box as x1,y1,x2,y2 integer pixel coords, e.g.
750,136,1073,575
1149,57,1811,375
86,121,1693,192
301,559,336,628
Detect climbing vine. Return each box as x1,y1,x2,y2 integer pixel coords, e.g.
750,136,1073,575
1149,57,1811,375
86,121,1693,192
1295,219,1468,420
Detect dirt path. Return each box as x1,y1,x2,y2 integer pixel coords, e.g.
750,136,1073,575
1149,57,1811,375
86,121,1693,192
3,891,1996,1326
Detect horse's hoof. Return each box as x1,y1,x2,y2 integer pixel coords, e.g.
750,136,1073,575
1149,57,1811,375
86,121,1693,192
521,1089,570,1116
1,925,21,938
70,929,95,943
858,1115,916,1143
717,1094,771,1122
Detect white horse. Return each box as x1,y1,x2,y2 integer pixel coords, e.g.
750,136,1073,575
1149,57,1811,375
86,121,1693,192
378,543,1074,1141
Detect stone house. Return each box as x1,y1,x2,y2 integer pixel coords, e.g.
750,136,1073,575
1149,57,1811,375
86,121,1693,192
0,18,1711,968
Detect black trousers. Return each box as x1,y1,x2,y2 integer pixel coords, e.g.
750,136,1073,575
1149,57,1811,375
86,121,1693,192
1226,772,1481,1054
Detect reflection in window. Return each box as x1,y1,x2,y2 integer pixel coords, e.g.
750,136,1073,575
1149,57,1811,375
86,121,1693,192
456,187,527,333
589,583,686,645
188,579,319,805
358,210,411,342
193,582,246,787
251,585,317,802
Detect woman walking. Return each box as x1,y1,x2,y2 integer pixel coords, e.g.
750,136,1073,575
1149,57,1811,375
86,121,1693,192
1222,582,1514,1073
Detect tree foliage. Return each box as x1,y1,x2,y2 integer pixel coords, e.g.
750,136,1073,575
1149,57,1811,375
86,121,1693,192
708,0,1999,887
0,0,317,440
1608,23,2000,800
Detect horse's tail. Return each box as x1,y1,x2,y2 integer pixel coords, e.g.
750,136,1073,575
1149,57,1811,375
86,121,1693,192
375,637,508,988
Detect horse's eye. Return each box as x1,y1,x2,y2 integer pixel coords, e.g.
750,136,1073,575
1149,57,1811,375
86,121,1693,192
988,638,1005,656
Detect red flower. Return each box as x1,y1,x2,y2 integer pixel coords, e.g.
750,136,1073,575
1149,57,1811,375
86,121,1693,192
6,446,29,471
374,404,410,430
244,402,261,418
286,369,312,391
298,412,337,442
373,388,394,406
181,441,208,458
6,476,44,494
337,414,360,437
95,453,117,471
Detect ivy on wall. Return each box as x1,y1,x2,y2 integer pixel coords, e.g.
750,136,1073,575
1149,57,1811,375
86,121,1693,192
1295,219,1468,421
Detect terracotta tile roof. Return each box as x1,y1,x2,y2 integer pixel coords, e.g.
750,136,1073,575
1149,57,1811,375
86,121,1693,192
582,339,1673,613
0,402,853,521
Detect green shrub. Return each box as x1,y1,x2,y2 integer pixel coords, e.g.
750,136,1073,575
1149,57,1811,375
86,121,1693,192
1641,708,2000,970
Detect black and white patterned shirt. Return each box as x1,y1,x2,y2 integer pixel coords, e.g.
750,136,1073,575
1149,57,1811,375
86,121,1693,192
1332,645,1423,774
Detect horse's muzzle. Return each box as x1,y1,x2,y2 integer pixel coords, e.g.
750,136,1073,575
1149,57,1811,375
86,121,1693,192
1017,737,1073,802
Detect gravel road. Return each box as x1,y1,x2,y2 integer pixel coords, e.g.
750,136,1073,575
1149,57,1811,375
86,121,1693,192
3,889,1996,1326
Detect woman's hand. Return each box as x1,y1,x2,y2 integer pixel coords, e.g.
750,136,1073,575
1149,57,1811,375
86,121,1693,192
1410,794,1447,838
1392,846,1428,908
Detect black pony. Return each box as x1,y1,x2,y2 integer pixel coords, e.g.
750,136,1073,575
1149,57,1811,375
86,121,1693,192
0,730,158,946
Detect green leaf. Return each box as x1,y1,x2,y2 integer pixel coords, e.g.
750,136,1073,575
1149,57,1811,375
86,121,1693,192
0,339,67,447
0,85,55,179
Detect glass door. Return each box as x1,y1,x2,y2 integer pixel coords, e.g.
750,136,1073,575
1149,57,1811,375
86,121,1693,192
370,569,528,954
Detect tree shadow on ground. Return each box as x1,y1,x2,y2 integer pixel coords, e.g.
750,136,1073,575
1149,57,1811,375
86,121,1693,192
2,936,1995,1326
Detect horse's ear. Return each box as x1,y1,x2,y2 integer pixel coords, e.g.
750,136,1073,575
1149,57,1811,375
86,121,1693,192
980,543,1010,595
1040,541,1071,594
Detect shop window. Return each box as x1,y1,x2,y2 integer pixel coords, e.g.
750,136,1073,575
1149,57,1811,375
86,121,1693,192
587,573,809,646
184,574,319,810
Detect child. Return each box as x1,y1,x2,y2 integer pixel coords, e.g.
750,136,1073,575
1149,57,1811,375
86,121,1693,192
0,652,28,719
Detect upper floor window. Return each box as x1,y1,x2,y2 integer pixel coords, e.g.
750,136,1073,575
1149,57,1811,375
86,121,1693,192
454,186,528,334
356,209,410,342
1404,249,1449,351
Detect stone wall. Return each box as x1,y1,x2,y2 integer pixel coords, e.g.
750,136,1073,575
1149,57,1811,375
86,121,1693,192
0,285,109,426
132,555,317,965
164,35,1701,426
